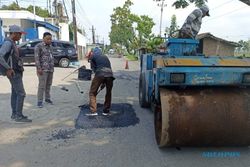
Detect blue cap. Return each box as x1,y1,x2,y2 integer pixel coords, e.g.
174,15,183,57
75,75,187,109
93,47,102,56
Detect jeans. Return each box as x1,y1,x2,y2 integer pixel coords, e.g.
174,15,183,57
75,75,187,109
89,76,113,113
8,72,26,116
37,72,53,102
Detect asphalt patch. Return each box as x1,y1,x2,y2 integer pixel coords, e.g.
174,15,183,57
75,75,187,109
75,103,140,129
47,129,76,141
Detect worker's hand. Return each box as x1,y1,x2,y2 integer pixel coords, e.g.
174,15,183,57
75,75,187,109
6,69,15,78
37,69,43,75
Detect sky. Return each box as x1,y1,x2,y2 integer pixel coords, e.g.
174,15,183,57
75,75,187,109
74,0,250,44
2,0,250,44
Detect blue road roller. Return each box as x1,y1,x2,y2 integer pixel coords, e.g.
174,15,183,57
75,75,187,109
139,38,250,147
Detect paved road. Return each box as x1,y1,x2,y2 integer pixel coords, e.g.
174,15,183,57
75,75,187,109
0,57,249,167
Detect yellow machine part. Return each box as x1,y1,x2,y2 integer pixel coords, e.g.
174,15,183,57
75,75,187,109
154,87,250,147
154,58,250,67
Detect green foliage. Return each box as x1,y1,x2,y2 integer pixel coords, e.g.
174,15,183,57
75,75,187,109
109,0,155,55
146,36,165,53
1,2,20,10
168,15,179,37
110,0,209,55
26,5,50,18
125,53,138,61
109,0,134,53
69,23,74,42
235,40,250,57
0,3,50,18
172,0,207,8
237,40,250,52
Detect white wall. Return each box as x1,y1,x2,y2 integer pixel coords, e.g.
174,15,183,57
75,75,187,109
38,27,58,40
1,19,21,33
59,23,70,41
77,31,86,47
1,19,25,43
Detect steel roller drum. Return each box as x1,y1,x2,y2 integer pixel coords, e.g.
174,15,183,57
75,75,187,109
154,87,250,147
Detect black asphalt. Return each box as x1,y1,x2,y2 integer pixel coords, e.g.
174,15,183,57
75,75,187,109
75,103,140,129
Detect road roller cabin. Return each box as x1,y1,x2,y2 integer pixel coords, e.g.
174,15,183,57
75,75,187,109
139,37,250,148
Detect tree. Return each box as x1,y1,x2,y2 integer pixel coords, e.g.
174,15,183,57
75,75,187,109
168,15,179,37
27,5,50,18
0,3,50,18
109,0,134,53
171,0,207,8
109,0,209,55
237,40,250,52
109,0,155,54
130,14,155,52
1,2,20,10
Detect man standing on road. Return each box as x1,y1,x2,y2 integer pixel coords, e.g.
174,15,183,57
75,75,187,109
0,25,32,122
34,32,54,108
179,4,210,39
87,47,115,116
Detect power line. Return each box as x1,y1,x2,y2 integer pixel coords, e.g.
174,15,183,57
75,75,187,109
204,6,248,23
75,0,92,26
210,0,234,11
64,0,91,29
62,0,69,20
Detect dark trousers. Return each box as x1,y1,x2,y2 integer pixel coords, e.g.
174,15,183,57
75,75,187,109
8,72,26,116
89,76,113,113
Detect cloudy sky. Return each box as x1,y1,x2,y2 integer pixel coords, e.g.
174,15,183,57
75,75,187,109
6,0,249,44
75,0,250,44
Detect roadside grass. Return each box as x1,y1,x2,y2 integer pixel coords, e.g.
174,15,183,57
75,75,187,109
235,52,250,58
125,54,138,61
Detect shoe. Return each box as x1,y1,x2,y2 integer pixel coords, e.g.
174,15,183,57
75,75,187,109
102,110,110,116
45,99,53,105
85,112,98,116
37,101,43,108
11,114,16,120
11,114,27,120
15,116,32,123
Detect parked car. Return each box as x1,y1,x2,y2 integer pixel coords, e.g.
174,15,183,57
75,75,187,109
18,39,78,68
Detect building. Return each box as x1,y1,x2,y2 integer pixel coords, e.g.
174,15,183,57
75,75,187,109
196,33,239,56
0,10,59,42
0,10,87,59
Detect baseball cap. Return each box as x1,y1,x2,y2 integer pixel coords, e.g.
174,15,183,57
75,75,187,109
9,25,27,34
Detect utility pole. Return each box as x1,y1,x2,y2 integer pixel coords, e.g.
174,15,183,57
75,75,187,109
53,0,59,25
96,34,99,44
48,0,52,16
33,0,36,29
71,0,78,49
90,25,96,44
154,0,167,36
62,0,69,21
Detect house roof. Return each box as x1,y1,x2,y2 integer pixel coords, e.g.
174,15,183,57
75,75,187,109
0,10,44,21
196,33,239,47
27,19,59,32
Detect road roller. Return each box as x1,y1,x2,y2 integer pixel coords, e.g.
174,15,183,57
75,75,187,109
139,38,250,147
